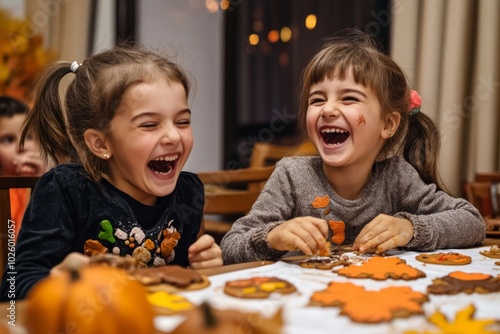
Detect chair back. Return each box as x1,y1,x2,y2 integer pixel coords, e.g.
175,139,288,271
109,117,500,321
249,142,299,168
465,181,499,218
0,176,39,275
197,166,275,241
474,172,500,183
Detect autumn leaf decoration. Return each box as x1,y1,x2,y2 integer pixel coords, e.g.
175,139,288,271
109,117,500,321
311,196,345,245
404,304,497,334
310,281,428,323
0,9,56,102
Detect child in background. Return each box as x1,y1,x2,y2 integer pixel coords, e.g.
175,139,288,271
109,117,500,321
1,46,222,300
0,96,48,237
221,29,485,264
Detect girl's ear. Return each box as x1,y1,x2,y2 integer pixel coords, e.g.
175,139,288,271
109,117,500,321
381,111,401,139
84,129,111,159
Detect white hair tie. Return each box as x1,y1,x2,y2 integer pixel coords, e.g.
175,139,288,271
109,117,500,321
70,61,81,73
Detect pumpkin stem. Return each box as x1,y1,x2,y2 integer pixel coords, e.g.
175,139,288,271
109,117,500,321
201,301,218,328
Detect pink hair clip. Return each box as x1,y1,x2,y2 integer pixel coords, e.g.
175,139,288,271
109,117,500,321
409,90,421,116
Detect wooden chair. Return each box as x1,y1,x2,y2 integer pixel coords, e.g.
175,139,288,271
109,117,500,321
465,182,497,217
0,176,39,276
249,142,301,168
197,166,275,243
474,172,500,183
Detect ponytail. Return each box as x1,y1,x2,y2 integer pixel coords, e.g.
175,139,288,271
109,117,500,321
403,112,447,192
20,61,78,164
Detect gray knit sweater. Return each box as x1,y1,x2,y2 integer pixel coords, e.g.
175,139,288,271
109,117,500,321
220,156,485,264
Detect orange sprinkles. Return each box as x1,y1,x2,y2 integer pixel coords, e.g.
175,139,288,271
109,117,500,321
311,196,330,208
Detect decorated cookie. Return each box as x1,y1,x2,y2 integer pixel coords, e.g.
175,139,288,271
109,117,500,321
299,254,349,270
88,253,147,272
223,276,297,299
427,271,500,295
169,302,284,334
415,252,472,265
147,291,194,315
404,304,496,334
131,265,210,292
310,281,428,323
337,256,426,280
479,245,500,259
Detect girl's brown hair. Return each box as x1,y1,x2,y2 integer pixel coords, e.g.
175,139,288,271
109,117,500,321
298,29,445,191
21,46,191,181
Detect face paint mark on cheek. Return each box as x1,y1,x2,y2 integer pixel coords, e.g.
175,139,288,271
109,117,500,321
356,115,366,126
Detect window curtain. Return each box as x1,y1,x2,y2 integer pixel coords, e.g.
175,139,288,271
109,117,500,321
25,0,92,61
391,0,500,196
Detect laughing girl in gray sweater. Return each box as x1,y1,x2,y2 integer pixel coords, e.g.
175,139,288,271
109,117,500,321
220,30,485,264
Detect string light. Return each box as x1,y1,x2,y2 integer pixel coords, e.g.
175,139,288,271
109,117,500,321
305,14,317,30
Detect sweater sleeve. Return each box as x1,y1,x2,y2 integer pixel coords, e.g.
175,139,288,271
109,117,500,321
220,164,293,264
390,158,485,251
0,169,80,300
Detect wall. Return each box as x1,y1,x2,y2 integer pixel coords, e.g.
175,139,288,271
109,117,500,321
139,0,223,172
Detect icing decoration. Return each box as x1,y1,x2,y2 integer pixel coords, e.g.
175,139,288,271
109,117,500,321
310,281,427,323
114,228,128,240
83,239,108,256
449,272,490,281
130,227,146,244
311,196,330,208
356,114,366,126
427,271,500,295
143,239,155,251
404,304,496,334
337,256,426,280
328,220,345,244
161,228,181,262
98,220,116,243
416,252,471,265
132,246,152,264
147,291,193,313
112,247,120,255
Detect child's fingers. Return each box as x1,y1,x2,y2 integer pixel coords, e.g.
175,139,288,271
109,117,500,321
188,234,215,254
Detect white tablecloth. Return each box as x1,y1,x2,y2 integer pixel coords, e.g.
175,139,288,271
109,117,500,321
155,246,500,334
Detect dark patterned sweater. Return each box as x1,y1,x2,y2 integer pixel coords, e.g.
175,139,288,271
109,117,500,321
1,164,204,300
221,156,485,264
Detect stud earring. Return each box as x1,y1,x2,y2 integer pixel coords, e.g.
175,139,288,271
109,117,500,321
387,130,392,136
103,153,110,159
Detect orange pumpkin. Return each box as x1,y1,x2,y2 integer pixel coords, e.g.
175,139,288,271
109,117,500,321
26,265,155,334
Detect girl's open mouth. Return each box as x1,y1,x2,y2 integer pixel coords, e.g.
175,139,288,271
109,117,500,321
321,128,350,146
147,155,178,175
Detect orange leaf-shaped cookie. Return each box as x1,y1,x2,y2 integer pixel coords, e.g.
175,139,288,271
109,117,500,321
310,281,428,323
328,220,345,244
337,256,426,280
311,196,330,208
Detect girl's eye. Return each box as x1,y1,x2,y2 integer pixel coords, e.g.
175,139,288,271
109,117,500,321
176,119,191,127
308,98,324,105
140,123,157,128
0,135,16,145
343,96,360,102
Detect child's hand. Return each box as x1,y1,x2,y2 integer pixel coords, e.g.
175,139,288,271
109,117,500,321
188,234,222,269
353,214,414,254
50,252,90,276
267,216,329,256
